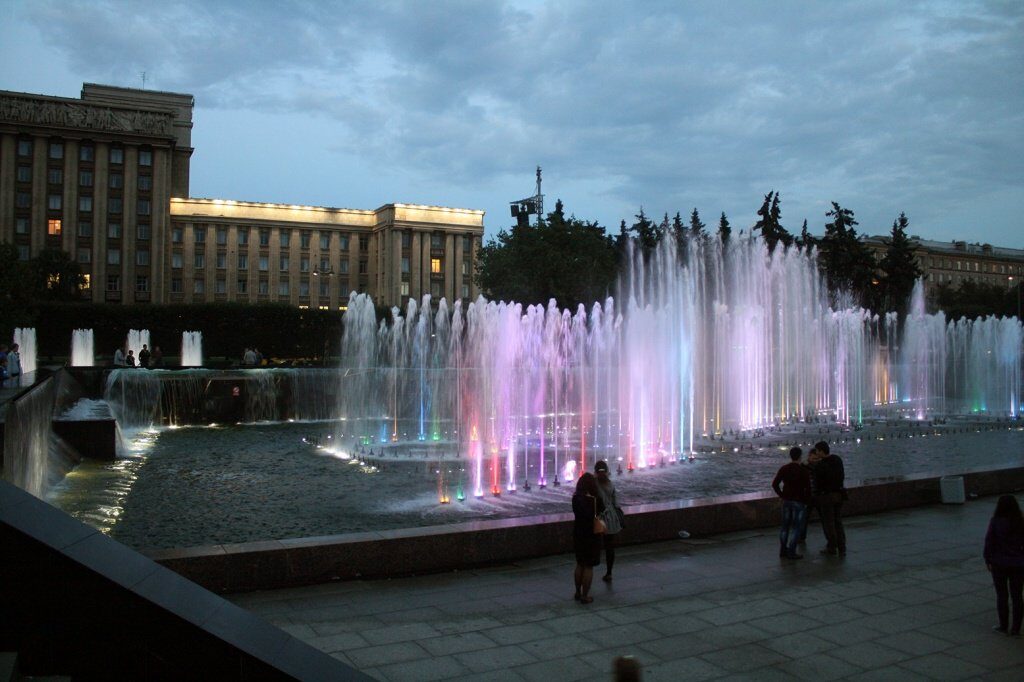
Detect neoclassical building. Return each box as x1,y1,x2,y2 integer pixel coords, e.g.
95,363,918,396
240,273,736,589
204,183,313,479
0,83,484,309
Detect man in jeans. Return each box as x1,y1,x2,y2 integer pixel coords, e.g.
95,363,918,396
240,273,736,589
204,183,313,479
812,440,847,556
772,447,812,559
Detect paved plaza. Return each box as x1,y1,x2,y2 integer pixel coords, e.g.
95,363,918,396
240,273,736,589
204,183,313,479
232,496,1024,681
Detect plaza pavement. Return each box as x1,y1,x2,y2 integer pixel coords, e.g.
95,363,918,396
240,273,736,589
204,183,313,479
231,495,1024,681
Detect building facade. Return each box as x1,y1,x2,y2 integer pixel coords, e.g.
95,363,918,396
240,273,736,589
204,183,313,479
0,83,484,308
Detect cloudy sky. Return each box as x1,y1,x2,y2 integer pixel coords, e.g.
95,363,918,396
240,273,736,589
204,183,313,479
2,0,1021,246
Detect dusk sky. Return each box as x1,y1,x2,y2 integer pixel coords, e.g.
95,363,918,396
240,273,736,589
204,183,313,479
2,0,1021,246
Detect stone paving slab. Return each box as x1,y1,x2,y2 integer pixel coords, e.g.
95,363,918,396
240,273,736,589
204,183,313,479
232,496,1024,680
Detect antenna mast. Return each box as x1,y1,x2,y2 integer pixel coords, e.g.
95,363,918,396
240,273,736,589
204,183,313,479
509,166,545,228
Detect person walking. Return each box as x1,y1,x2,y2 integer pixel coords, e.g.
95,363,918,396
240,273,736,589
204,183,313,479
572,472,605,604
595,460,624,581
6,343,21,386
139,344,151,368
772,446,812,559
813,441,847,556
984,495,1024,636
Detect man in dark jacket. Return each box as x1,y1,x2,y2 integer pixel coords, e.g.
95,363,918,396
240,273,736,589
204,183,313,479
812,440,846,556
772,447,812,559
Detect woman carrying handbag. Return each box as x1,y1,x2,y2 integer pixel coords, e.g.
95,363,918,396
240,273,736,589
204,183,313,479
572,472,606,604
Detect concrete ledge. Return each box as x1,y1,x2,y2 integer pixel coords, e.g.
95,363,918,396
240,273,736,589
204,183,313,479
149,464,1024,594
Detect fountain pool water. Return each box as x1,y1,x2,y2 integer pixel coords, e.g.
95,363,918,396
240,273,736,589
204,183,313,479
71,329,94,367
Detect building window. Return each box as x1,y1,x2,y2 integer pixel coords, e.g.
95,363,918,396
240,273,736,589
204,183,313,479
278,281,290,296
77,247,91,264
339,260,349,274
401,257,410,274
339,234,350,250
109,147,123,165
81,273,91,292
194,252,205,268
80,145,94,162
107,275,120,292
216,252,227,269
462,260,470,275
259,256,269,271
16,218,29,234
238,254,248,270
137,199,151,216
431,258,442,274
136,250,150,266
137,223,150,240
319,279,330,297
359,260,367,274
171,227,183,243
279,256,289,271
17,139,32,156
431,280,442,298
48,168,63,184
78,221,92,237
137,175,152,191
258,280,269,295
171,278,183,293
49,141,63,159
463,235,473,251
259,229,270,247
431,233,443,249
17,245,30,261
109,173,123,189
48,194,62,210
237,279,248,294
238,227,249,246
172,253,183,269
78,196,93,213
136,276,149,293
138,149,152,166
461,283,470,299
47,219,61,236
402,231,412,248
215,278,226,294
299,281,310,297
320,256,330,271
16,192,30,208
401,281,410,296
16,166,31,183
216,227,227,245
108,197,122,214
107,249,121,265
320,232,330,250
108,223,122,239
300,257,310,273
300,231,311,249
359,235,369,251
194,279,205,294
279,229,290,247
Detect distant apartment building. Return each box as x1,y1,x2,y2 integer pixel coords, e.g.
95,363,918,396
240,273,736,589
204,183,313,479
863,235,1024,299
0,83,484,309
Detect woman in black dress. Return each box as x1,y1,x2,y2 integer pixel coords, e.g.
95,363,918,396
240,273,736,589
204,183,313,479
984,494,1024,635
572,472,605,604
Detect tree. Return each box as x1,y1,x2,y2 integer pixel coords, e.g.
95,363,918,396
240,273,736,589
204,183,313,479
717,212,731,246
475,199,618,308
753,191,794,251
629,207,659,261
877,212,922,316
0,242,33,340
29,247,86,301
671,211,687,260
818,202,877,307
689,208,706,240
935,280,1020,320
796,219,814,250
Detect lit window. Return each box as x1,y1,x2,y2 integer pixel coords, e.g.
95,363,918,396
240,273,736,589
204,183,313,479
82,273,91,292
431,258,442,274
47,219,62,236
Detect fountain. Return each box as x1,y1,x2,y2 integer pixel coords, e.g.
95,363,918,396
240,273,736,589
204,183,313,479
181,331,203,367
126,329,150,364
71,329,94,367
13,327,37,376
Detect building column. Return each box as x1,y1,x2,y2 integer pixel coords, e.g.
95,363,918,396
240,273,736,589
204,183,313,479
0,134,16,241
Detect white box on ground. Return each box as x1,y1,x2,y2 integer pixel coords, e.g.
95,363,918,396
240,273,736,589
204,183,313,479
940,475,966,504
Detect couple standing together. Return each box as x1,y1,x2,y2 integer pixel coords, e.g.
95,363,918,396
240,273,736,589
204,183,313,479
772,440,847,559
572,460,624,604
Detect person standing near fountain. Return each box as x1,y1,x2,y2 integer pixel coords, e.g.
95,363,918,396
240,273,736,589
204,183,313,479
812,441,847,556
5,343,21,386
139,344,151,368
572,472,605,604
113,346,125,366
595,460,624,581
984,495,1024,636
772,447,812,559
125,349,136,367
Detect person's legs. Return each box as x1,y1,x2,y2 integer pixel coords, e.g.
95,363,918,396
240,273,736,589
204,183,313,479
603,534,616,579
779,502,794,556
818,497,838,553
1009,568,1024,635
580,565,594,603
787,503,807,557
993,566,1010,631
833,498,846,554
574,562,583,600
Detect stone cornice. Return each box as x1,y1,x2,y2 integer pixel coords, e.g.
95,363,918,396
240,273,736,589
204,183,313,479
0,92,174,138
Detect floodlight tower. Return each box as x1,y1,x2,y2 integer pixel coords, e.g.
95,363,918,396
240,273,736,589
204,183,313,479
509,166,545,228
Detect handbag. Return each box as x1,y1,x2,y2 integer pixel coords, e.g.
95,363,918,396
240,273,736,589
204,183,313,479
593,497,607,535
